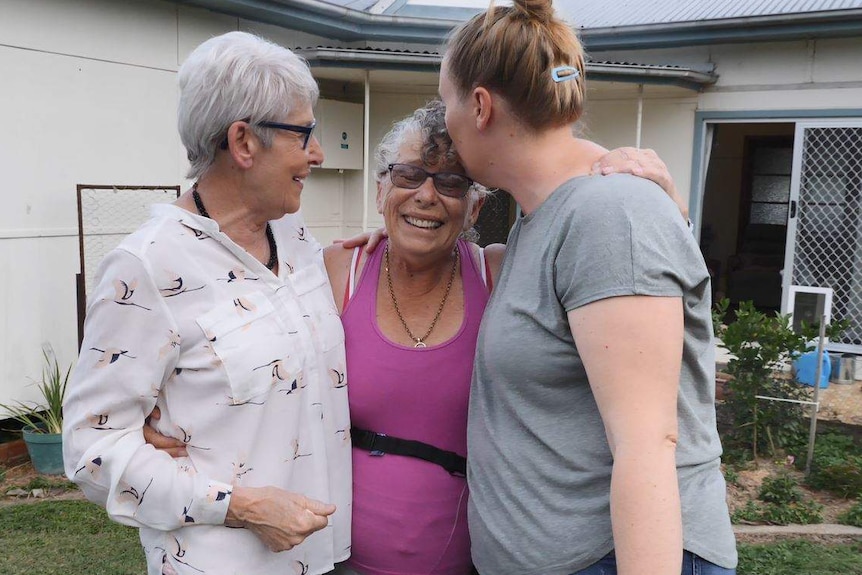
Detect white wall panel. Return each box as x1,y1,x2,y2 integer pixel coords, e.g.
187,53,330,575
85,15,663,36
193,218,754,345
709,41,813,87
0,237,79,407
178,5,239,64
0,47,181,233
0,0,178,71
811,38,862,84
584,95,696,202
699,87,862,111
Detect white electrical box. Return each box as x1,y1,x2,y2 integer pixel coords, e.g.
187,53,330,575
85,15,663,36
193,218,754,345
316,99,363,170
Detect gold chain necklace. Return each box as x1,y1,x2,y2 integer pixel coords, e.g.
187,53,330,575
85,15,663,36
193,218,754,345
385,243,459,348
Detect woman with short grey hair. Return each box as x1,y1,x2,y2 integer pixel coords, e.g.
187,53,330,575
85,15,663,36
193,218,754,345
64,30,351,575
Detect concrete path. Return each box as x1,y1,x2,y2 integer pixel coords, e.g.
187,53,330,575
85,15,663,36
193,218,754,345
734,523,862,544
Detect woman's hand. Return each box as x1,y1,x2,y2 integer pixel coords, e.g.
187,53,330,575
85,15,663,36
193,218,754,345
592,147,689,221
334,227,388,253
143,406,188,458
226,486,336,552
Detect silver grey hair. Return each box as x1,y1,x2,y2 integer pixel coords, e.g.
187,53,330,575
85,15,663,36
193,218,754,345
178,31,319,179
374,99,491,242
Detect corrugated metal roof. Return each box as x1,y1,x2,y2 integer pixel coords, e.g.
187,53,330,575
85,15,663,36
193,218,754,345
175,0,862,46
340,0,862,27
554,0,862,28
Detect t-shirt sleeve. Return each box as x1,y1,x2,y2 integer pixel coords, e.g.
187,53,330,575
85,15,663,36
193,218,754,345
555,175,700,312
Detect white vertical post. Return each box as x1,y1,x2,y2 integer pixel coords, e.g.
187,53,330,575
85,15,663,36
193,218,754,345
804,316,827,477
635,84,644,148
362,70,371,232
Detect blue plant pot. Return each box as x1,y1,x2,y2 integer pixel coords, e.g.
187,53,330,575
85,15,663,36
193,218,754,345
22,426,64,475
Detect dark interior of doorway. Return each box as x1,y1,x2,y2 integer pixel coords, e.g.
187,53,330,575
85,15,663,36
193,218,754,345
474,190,515,247
700,122,795,316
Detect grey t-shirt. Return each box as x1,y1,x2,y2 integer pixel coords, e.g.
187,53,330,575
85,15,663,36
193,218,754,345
467,174,737,575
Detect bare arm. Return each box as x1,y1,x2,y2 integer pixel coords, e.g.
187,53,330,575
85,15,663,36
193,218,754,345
483,243,506,289
568,295,683,575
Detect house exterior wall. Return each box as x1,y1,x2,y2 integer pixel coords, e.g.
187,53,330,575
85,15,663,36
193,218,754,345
0,0,369,406
3,0,862,405
589,36,862,206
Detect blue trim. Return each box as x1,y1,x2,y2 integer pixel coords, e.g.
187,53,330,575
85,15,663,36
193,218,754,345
688,108,862,230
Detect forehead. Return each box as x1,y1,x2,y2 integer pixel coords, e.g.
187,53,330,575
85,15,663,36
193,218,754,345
393,130,462,172
394,133,423,163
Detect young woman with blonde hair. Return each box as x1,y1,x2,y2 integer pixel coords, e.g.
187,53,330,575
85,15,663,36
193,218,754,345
439,2,737,574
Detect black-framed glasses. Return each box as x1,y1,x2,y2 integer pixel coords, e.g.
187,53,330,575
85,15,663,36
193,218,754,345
258,120,317,150
387,163,473,198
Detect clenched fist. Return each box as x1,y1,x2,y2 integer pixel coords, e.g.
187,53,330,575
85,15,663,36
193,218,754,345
226,486,336,552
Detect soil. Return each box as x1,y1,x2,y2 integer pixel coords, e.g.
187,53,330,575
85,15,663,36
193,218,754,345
0,460,84,508
2,458,855,525
724,458,857,524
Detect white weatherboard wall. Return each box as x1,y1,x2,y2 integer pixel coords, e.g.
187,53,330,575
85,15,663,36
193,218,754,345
0,0,356,407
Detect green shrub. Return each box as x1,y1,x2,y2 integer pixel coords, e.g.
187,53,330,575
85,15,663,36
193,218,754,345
733,472,824,525
723,466,740,486
807,458,862,499
760,499,824,525
733,499,824,525
759,473,804,504
838,498,862,528
712,300,847,459
732,500,764,523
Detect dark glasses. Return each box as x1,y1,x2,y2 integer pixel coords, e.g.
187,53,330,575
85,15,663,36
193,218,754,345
219,119,317,150
387,163,473,198
258,120,317,150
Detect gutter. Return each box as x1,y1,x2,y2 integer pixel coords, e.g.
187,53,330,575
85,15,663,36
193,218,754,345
297,47,718,90
174,1,862,48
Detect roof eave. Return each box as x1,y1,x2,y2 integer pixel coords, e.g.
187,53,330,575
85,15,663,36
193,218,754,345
297,47,718,90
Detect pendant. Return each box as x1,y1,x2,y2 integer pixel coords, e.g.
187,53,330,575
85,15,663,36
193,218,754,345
414,340,427,348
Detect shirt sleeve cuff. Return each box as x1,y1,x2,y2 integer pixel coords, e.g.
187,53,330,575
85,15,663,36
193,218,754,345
188,477,233,525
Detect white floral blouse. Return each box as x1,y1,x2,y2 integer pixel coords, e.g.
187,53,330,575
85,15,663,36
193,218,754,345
63,203,351,575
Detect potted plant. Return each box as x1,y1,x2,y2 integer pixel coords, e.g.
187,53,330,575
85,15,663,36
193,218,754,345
0,347,71,475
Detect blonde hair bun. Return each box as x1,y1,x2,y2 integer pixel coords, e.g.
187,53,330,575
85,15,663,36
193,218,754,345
512,0,554,24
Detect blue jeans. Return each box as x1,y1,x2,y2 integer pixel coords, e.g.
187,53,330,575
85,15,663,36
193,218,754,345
571,550,736,575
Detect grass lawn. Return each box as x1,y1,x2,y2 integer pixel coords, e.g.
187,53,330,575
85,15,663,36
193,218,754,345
0,499,144,575
738,540,862,574
2,499,862,574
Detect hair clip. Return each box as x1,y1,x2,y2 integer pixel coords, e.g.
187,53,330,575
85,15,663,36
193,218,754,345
551,66,580,83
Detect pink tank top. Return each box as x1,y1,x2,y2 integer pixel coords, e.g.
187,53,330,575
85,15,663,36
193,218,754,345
343,238,489,575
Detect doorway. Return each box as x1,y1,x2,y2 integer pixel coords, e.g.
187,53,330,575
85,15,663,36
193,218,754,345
697,119,862,353
700,123,795,315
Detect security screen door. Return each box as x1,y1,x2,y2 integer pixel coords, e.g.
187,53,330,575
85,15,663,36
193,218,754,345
782,121,862,353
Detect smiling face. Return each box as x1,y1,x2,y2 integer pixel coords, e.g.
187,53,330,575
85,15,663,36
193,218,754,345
256,101,323,215
377,131,481,260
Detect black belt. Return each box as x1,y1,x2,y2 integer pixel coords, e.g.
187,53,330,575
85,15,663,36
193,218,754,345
351,427,467,477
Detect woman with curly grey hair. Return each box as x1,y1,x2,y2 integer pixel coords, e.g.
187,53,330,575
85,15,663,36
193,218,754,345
324,98,502,575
